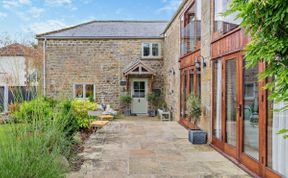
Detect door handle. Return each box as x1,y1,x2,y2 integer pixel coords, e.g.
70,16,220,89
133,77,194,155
138,99,140,103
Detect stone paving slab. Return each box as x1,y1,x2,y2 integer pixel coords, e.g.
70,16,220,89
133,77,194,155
68,117,250,178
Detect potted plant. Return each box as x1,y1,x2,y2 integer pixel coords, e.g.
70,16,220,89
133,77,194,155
186,94,207,144
119,95,132,116
147,93,159,117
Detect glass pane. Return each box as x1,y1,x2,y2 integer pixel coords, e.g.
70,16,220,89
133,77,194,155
243,63,259,160
213,60,222,140
214,0,241,34
143,43,150,56
184,71,188,117
75,84,83,98
152,43,159,56
267,89,288,177
190,70,194,94
180,0,201,56
134,82,139,90
139,82,145,90
180,73,184,117
85,84,94,99
225,59,237,146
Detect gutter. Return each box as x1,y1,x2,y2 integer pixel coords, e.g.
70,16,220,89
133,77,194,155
43,38,46,96
36,36,165,40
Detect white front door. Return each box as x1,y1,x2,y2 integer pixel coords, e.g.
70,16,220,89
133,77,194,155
131,79,148,114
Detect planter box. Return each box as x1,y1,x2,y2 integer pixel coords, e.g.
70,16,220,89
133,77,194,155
148,110,156,117
123,109,131,116
188,129,207,144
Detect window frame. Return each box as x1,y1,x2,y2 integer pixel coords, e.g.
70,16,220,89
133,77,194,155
73,83,96,100
141,42,161,59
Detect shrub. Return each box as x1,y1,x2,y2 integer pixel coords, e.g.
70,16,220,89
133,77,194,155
54,99,79,141
119,95,132,109
186,94,201,125
147,93,161,109
71,100,97,129
11,97,53,123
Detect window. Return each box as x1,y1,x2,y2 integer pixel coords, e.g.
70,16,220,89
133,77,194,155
142,43,161,58
133,81,145,98
180,0,201,56
74,84,95,100
214,0,241,36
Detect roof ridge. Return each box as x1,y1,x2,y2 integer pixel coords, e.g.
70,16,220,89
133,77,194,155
36,20,169,38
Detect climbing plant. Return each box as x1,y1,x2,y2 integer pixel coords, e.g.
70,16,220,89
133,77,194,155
224,0,288,138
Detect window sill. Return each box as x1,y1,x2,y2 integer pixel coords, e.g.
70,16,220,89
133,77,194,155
141,56,162,60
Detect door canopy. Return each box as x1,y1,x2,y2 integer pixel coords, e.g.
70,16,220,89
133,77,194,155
123,60,155,76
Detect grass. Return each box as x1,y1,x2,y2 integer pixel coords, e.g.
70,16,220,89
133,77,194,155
0,124,11,143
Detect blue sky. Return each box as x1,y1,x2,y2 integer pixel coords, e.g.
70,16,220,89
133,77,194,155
0,0,182,41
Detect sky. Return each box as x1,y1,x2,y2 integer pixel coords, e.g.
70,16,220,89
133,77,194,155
0,0,182,41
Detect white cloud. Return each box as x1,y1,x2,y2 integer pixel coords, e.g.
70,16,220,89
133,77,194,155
18,0,31,5
2,0,20,9
2,0,31,9
45,0,72,6
25,20,67,34
157,0,182,13
29,6,44,17
0,12,7,17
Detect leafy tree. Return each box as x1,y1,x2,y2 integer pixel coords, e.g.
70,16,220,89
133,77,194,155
225,0,288,138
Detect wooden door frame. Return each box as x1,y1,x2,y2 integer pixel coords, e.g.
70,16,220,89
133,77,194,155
238,57,262,175
222,53,241,159
211,54,285,177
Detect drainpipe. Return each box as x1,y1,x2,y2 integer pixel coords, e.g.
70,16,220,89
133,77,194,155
42,38,47,96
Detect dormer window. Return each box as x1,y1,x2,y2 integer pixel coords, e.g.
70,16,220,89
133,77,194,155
142,43,161,58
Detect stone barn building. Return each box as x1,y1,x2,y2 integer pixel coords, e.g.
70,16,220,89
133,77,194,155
37,0,287,177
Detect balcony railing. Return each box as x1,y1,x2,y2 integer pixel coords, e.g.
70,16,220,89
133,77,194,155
180,21,201,57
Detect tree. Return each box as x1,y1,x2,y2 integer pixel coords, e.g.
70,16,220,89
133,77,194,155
225,0,288,138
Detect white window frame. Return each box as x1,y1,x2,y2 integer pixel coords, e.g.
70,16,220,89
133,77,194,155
141,42,161,59
73,83,96,100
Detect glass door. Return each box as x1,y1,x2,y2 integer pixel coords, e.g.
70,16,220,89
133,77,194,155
223,55,239,158
238,58,262,175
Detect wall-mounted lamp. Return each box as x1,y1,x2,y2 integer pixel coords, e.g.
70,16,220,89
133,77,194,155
196,55,207,69
169,68,175,75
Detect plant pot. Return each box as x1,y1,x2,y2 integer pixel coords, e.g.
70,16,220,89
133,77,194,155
123,109,131,116
188,129,207,144
148,109,156,117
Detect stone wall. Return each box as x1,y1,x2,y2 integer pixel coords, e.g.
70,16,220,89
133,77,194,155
163,0,213,141
198,0,212,140
43,39,164,109
163,0,190,121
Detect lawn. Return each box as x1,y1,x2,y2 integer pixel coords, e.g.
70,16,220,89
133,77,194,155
0,125,11,143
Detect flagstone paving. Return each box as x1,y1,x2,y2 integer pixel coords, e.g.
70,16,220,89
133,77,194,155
68,117,250,178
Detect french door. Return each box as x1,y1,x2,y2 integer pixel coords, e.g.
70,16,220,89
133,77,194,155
212,53,262,175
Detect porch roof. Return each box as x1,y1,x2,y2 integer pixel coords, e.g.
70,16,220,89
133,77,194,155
123,60,155,76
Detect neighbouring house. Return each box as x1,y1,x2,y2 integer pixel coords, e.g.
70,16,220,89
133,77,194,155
0,44,40,113
36,0,287,177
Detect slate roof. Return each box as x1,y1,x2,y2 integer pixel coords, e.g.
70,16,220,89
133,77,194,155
37,21,168,39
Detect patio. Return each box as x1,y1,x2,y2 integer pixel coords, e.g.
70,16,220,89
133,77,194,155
68,117,250,178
